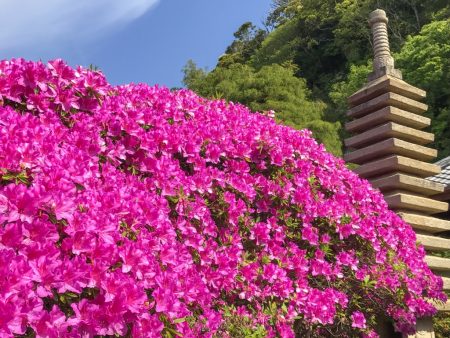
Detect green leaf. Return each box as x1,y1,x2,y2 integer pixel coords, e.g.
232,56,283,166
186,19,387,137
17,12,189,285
173,317,186,324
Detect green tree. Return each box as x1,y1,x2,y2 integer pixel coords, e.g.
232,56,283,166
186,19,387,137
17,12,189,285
183,62,342,155
251,18,300,70
329,60,372,123
182,60,207,90
264,0,301,29
327,61,372,141
254,0,352,98
219,22,267,66
396,19,450,158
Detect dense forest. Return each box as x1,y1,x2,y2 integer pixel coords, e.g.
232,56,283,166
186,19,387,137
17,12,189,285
182,0,450,159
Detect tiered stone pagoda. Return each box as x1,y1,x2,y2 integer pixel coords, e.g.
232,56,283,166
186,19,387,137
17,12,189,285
344,8,450,336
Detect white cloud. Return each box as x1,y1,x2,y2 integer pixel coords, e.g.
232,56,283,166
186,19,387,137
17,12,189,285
0,0,159,50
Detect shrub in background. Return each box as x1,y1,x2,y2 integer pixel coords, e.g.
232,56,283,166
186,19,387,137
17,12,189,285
0,59,445,337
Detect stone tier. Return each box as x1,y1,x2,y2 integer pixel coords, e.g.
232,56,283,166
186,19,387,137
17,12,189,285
417,234,450,251
347,92,428,119
434,298,450,312
345,122,434,149
354,155,441,179
348,75,426,106
385,192,448,214
425,255,450,272
407,317,439,337
442,278,450,291
398,212,450,233
370,173,445,196
345,106,431,133
344,138,437,164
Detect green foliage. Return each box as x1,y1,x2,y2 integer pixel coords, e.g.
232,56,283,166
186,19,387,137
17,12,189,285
328,60,372,125
1,167,32,186
276,0,348,91
224,22,267,65
182,60,208,91
183,62,342,156
304,119,342,156
434,313,450,338
396,19,450,158
214,305,267,338
88,64,100,71
265,0,301,29
251,18,300,70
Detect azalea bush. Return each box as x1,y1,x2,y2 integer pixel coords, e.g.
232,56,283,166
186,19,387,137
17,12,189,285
0,58,446,337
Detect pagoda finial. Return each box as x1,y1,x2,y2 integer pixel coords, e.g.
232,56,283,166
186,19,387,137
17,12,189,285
368,9,402,81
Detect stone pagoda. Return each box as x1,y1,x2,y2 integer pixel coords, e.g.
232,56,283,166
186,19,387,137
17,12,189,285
344,8,450,336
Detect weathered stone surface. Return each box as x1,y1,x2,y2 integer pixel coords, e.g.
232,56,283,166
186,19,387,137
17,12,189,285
443,278,450,291
344,122,434,148
416,234,450,251
398,212,450,233
345,106,431,133
344,138,437,164
347,92,428,119
406,317,436,338
385,192,448,214
369,9,397,78
434,298,450,311
349,75,426,106
371,173,445,196
425,255,450,271
354,155,441,178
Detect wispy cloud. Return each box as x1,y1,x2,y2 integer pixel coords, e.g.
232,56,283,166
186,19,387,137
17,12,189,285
0,0,159,50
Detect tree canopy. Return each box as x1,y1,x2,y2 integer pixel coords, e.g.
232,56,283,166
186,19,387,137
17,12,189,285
183,62,342,156
396,19,450,158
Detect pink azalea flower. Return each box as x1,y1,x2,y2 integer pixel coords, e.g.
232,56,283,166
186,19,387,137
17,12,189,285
351,311,366,329
0,58,444,337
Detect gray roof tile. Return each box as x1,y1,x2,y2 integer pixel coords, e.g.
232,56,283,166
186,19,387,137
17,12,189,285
428,156,450,186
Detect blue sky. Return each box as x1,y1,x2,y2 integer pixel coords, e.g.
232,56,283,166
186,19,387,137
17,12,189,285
0,0,272,88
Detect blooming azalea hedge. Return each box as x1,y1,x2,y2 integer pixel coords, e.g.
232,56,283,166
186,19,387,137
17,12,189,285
0,58,446,337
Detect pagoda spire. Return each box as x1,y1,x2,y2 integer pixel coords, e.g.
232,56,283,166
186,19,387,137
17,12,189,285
367,9,402,80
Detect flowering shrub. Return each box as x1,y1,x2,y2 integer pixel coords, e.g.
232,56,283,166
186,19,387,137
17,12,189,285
0,58,446,337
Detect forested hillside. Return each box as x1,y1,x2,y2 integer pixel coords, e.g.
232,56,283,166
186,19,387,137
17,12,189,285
183,0,450,158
